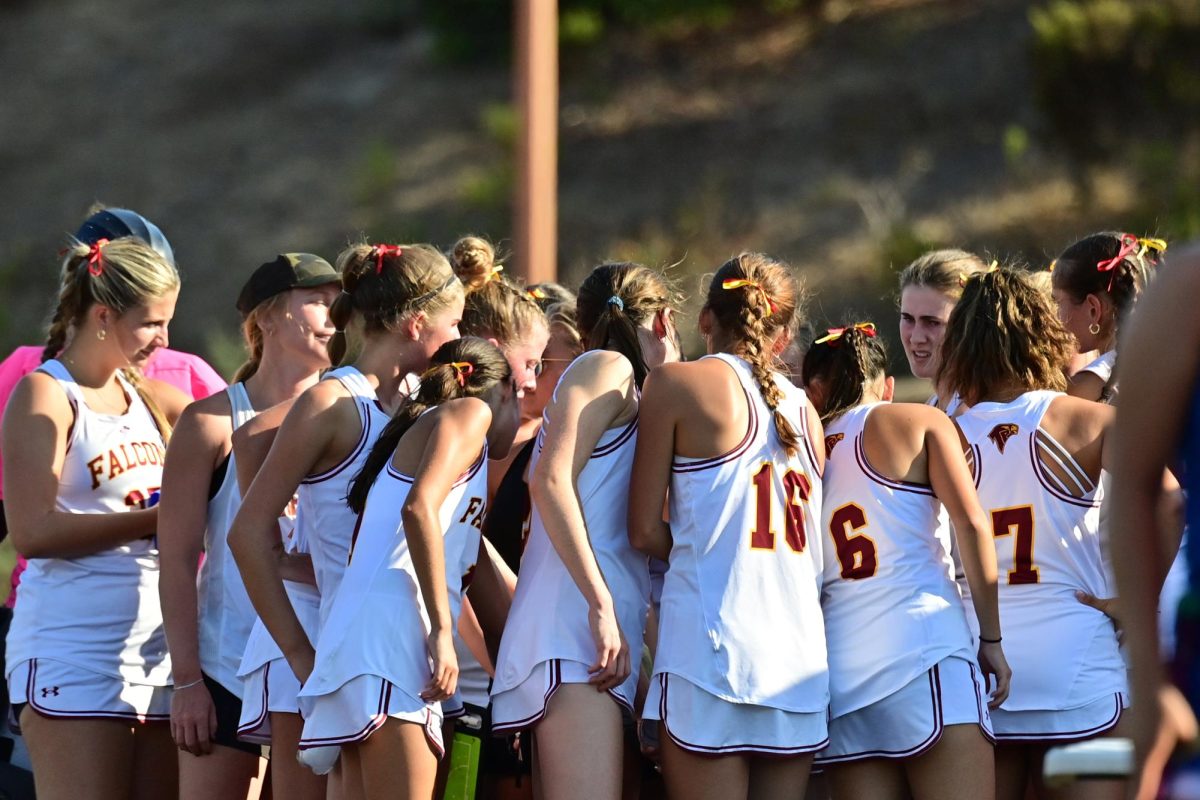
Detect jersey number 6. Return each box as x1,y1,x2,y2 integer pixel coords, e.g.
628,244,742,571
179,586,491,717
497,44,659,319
828,503,878,580
749,463,812,553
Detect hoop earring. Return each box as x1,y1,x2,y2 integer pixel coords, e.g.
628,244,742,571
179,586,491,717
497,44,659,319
1088,322,1101,335
97,328,107,341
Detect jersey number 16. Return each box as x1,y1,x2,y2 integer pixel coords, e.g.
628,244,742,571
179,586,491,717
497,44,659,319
749,463,812,553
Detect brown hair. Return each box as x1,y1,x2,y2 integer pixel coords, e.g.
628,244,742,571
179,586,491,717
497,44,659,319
801,324,888,424
44,237,180,439
704,253,804,455
898,249,988,300
328,243,463,365
576,262,675,389
449,236,547,346
936,268,1074,407
346,337,512,513
545,300,582,356
231,292,290,384
1051,232,1159,326
526,282,576,311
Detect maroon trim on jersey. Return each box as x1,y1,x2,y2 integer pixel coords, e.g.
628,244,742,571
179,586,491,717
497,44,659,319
385,443,487,488
656,674,830,756
969,662,997,745
592,416,638,459
301,399,373,485
1027,434,1099,509
671,385,759,474
815,665,944,765
491,660,633,734
236,660,272,740
297,678,392,746
991,693,1123,743
21,659,170,726
853,434,935,497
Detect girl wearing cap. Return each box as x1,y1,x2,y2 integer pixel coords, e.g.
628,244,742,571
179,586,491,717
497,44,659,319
229,243,463,799
158,254,340,800
490,262,679,799
3,237,191,799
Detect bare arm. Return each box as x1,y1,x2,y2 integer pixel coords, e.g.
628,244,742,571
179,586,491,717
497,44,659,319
927,413,1010,706
1109,244,1200,764
228,387,342,683
2,373,158,559
157,397,227,754
468,538,514,664
627,367,677,561
232,399,295,494
401,400,493,702
531,351,635,689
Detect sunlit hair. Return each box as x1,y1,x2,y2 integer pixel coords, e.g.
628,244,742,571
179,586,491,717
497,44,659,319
576,262,675,390
44,236,180,438
704,252,804,455
448,236,547,346
898,249,988,300
328,242,463,365
1051,231,1160,326
232,292,290,383
526,281,575,312
346,337,512,514
545,300,582,357
937,268,1074,407
801,324,888,424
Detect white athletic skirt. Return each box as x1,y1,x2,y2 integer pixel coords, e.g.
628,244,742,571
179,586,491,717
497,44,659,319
8,658,171,731
991,692,1126,743
816,656,992,765
237,659,303,745
644,672,828,756
297,674,445,775
491,659,632,734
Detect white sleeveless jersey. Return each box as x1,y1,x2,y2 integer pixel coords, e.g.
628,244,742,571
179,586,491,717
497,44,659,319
492,352,649,708
195,384,258,693
956,390,1125,711
5,360,171,685
297,366,390,629
820,403,973,718
299,442,488,706
653,354,827,711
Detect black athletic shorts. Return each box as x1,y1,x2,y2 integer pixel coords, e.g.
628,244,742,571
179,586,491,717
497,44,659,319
202,673,264,757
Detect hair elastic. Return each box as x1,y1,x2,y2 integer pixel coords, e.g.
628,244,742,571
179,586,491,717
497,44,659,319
87,238,109,277
607,295,625,311
814,322,876,346
448,361,474,387
373,244,404,275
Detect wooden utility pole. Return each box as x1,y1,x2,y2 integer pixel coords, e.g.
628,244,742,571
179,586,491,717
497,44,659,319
513,0,558,284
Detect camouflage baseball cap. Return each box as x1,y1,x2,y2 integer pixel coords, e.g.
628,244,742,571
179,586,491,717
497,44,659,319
236,253,339,314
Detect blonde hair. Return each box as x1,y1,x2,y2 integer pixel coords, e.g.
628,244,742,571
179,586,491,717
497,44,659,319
231,292,290,383
328,242,464,365
898,249,988,301
43,237,181,438
449,236,547,346
576,262,676,389
704,253,804,455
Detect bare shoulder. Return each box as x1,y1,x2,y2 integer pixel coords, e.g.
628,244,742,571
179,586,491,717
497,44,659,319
433,396,492,431
560,349,635,393
870,401,947,430
1044,394,1113,439
7,370,72,419
171,390,234,448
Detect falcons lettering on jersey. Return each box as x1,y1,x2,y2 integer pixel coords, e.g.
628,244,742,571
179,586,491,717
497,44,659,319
86,441,167,489
459,497,486,530
987,423,1019,454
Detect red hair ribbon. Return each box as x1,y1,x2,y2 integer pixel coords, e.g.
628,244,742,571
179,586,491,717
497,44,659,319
528,287,547,300
448,361,474,388
373,244,404,275
87,238,109,277
814,322,876,346
721,278,778,314
1095,233,1138,292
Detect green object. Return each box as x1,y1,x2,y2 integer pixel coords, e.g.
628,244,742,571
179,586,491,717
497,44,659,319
443,730,482,800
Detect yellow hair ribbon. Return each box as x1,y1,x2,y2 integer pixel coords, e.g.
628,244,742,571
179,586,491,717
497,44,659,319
721,278,778,314
1137,237,1167,261
1048,259,1057,273
485,265,505,283
814,322,876,345
448,361,475,387
987,260,999,272
528,286,547,300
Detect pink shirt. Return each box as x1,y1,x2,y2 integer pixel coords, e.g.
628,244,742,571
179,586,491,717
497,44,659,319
1,345,226,606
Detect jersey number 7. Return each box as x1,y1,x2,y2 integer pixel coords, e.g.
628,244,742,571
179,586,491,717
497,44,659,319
991,505,1039,584
749,463,812,553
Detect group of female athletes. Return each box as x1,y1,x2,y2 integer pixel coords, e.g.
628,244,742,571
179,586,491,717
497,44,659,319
0,209,1180,800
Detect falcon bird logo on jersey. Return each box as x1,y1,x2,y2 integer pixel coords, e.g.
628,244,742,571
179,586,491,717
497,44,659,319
825,433,845,458
987,423,1019,454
